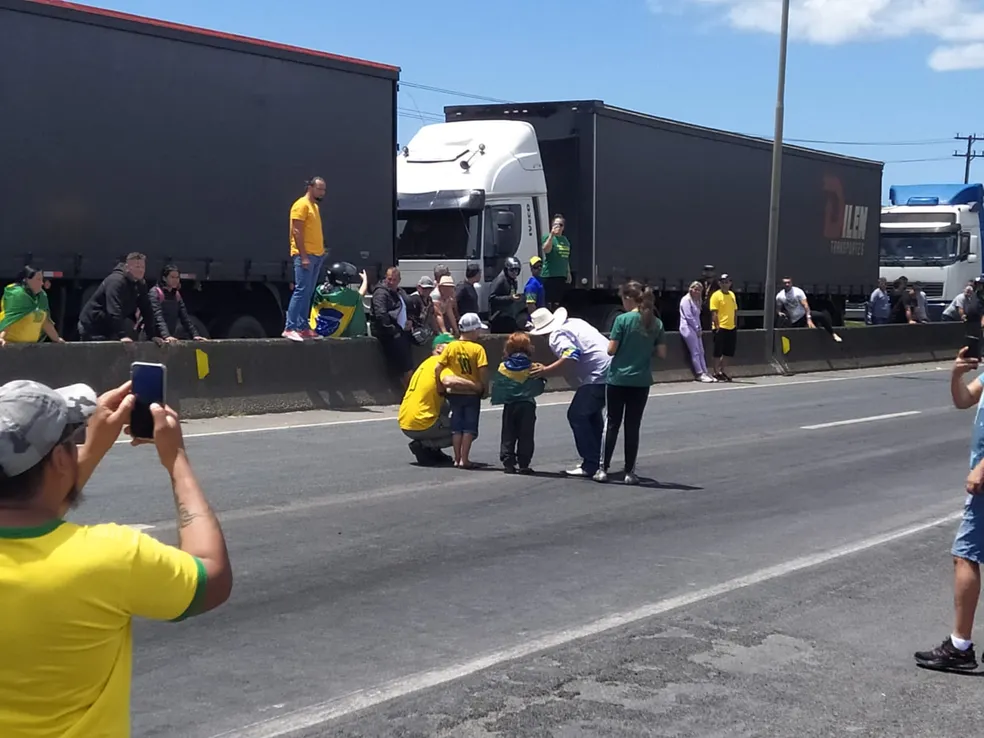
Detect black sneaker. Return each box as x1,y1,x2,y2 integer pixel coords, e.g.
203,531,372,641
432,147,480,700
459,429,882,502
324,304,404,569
503,464,517,475
914,638,978,671
518,467,535,476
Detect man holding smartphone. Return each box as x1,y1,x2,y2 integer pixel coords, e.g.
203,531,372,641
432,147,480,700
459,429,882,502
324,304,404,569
0,379,232,737
915,348,984,671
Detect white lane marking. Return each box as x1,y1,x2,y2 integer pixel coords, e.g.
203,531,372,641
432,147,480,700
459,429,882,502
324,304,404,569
114,365,944,444
216,510,962,738
801,410,922,430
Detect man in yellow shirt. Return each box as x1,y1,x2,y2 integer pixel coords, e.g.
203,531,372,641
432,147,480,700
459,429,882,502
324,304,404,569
0,379,232,738
284,176,328,342
709,272,739,382
399,334,481,466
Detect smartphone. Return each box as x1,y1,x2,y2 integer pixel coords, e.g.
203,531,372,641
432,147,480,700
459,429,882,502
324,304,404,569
130,362,166,440
966,335,982,361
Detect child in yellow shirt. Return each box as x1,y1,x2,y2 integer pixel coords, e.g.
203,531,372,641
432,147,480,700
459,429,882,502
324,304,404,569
434,313,489,468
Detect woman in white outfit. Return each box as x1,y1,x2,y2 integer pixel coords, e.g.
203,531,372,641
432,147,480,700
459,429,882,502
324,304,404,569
679,282,715,383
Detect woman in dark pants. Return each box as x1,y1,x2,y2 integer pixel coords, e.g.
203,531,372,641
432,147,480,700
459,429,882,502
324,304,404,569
598,281,667,485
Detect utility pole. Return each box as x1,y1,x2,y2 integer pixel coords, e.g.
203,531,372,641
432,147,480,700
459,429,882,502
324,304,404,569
954,134,982,184
762,0,791,365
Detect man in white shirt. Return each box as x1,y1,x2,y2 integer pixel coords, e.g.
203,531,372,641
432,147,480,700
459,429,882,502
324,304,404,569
529,307,611,480
776,277,842,342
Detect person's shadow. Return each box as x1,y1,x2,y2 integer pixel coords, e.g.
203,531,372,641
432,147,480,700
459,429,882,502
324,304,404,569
525,470,702,491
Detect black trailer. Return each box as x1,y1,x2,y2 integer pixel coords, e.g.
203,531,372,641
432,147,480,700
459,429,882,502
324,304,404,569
0,0,398,338
445,100,883,329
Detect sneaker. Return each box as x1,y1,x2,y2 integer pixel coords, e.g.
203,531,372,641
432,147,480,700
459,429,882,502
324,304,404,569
699,374,716,383
833,333,843,343
518,467,535,476
593,469,609,483
282,330,304,343
301,329,322,340
624,472,640,486
566,466,590,477
503,464,517,475
914,637,978,671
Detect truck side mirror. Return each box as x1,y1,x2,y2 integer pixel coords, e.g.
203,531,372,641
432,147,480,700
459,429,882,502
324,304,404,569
494,211,515,229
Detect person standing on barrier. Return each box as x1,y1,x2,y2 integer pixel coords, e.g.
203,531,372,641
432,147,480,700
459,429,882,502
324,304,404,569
776,277,842,343
0,379,232,736
914,347,984,671
679,281,713,383
284,177,327,342
529,307,611,480
598,282,667,485
541,215,572,309
709,273,738,382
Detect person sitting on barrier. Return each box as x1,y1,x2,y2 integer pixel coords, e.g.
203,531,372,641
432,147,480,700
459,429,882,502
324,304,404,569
0,379,232,736
434,313,489,469
867,277,892,325
679,281,714,383
77,252,164,343
709,273,738,382
943,282,977,323
0,266,65,347
398,334,481,466
144,264,207,343
371,267,414,388
310,261,369,338
775,277,842,343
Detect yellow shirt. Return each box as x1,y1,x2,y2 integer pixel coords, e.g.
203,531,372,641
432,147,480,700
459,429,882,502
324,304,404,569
437,339,488,388
2,311,46,343
399,355,453,432
0,520,206,738
289,196,325,257
709,289,738,330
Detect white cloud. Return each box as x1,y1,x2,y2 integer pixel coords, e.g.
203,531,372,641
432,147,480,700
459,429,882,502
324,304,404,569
655,0,984,70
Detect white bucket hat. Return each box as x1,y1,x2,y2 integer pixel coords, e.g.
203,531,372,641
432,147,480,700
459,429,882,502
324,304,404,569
528,307,568,336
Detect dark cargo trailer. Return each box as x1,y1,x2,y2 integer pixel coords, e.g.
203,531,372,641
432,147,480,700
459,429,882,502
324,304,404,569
445,100,882,329
0,0,398,338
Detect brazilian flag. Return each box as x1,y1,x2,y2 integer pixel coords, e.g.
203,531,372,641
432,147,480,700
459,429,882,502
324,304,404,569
309,285,367,338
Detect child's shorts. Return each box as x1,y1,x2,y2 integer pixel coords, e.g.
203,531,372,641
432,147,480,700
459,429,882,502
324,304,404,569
448,394,481,437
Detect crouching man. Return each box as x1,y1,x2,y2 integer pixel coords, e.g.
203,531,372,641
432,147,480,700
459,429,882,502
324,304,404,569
397,334,482,466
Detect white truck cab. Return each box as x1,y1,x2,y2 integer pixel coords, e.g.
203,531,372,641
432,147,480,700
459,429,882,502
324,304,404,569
880,183,984,319
395,120,548,310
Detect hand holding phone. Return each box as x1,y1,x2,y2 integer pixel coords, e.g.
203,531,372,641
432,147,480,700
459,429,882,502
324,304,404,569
129,362,166,441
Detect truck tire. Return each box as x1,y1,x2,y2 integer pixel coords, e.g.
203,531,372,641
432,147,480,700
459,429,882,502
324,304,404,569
223,315,267,339
176,315,210,340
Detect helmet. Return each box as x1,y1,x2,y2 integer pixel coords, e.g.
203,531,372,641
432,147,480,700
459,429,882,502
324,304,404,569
327,262,359,287
504,256,521,274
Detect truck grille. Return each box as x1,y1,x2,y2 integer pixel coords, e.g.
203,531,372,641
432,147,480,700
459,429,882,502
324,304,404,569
920,282,944,298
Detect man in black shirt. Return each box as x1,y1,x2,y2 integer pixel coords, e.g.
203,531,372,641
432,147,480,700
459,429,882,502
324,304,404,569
455,263,482,316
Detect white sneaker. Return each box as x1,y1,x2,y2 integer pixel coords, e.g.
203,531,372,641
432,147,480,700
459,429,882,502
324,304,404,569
282,330,304,343
699,374,716,383
593,469,609,483
566,466,589,477
624,472,640,486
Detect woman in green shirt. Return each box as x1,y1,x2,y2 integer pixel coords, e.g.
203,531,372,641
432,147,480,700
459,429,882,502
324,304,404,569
541,214,571,308
599,281,666,485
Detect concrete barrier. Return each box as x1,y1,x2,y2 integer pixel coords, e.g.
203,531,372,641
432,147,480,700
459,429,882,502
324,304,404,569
0,324,963,419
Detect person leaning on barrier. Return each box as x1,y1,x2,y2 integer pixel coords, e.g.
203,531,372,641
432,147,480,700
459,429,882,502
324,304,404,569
0,266,65,347
143,264,208,343
0,379,232,737
77,252,164,343
398,333,482,466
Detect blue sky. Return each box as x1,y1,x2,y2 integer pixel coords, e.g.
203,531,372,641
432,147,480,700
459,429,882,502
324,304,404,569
87,0,984,202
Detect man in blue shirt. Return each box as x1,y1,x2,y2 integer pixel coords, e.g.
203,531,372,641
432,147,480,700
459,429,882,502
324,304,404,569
524,257,546,312
867,277,892,325
915,347,984,670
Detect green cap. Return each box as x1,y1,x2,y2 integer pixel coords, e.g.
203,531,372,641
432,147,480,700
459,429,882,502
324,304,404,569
432,333,455,349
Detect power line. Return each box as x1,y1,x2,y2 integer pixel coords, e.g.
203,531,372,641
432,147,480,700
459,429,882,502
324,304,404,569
399,81,510,104
954,134,983,183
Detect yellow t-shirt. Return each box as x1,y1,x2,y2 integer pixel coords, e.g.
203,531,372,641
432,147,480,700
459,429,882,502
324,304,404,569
437,339,488,388
289,196,325,257
709,289,738,331
399,355,452,432
2,311,46,343
0,520,206,738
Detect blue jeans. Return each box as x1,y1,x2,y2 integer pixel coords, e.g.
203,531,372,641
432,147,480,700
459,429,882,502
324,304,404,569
567,383,606,474
285,254,325,332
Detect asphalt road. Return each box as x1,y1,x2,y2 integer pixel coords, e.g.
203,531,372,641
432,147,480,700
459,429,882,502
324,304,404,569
69,361,976,737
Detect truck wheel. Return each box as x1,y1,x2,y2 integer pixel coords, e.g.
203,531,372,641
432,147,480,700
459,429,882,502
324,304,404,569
601,306,624,334
176,315,210,340
223,315,267,339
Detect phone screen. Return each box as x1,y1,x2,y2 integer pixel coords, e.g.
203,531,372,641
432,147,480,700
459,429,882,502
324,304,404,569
130,363,166,440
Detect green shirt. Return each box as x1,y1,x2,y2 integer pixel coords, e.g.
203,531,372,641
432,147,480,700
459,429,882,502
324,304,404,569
540,234,571,279
607,310,665,387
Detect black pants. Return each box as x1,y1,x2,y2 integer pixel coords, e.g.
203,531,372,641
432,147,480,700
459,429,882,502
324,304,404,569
603,385,649,474
500,402,536,469
790,310,835,336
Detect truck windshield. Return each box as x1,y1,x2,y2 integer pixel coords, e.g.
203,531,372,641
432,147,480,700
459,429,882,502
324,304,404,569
879,233,959,266
397,209,481,261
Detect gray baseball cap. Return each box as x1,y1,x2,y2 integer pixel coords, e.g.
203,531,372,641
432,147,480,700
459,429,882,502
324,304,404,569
458,312,488,333
0,381,98,478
